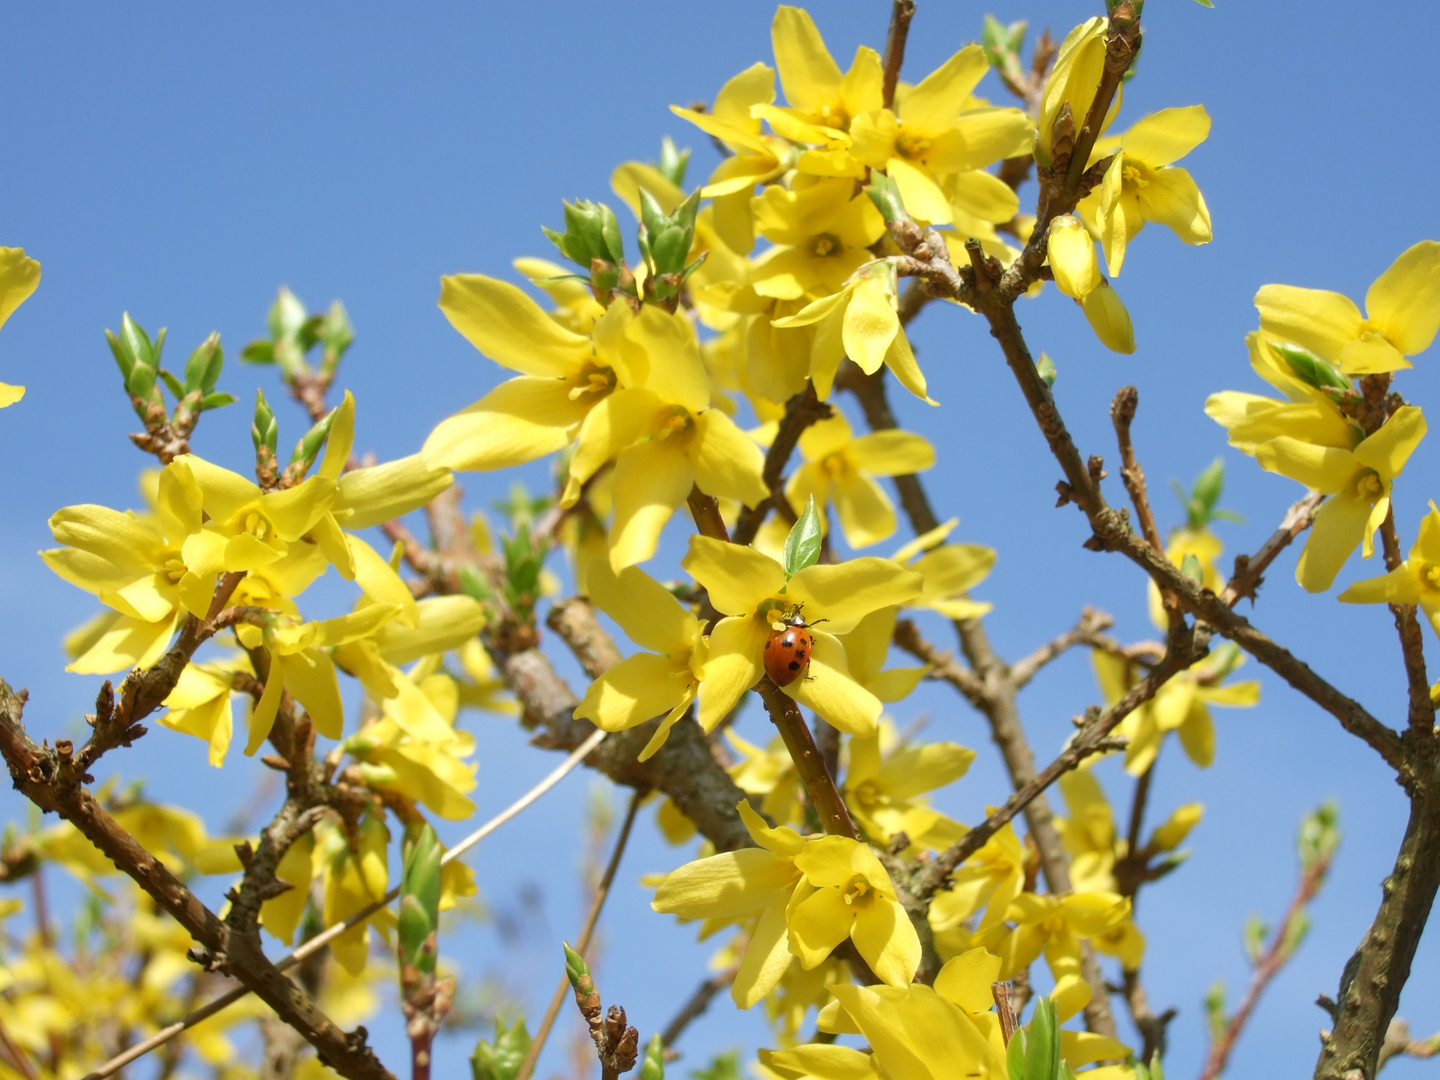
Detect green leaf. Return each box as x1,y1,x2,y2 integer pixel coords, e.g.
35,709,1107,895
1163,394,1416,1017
289,408,337,470
241,340,275,364
184,332,224,394
1006,1028,1027,1080
640,1034,665,1080
654,135,690,188
1180,553,1204,585
1024,995,1060,1080
268,287,308,341
1036,353,1057,388
562,940,589,987
1243,913,1268,963
783,497,824,578
106,328,135,378
470,1018,532,1080
398,823,443,976
1191,458,1225,514
1204,981,1227,1043
120,313,155,371
157,368,185,401
691,1050,741,1080
252,389,278,454
199,392,238,411
1298,800,1340,868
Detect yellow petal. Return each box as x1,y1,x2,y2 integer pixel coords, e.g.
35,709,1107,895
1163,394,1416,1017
787,885,853,968
1353,405,1426,481
682,536,785,616
575,652,691,733
1178,705,1215,767
1338,565,1423,606
1254,437,1355,493
652,848,797,919
847,431,935,476
608,439,692,570
696,616,768,730
375,595,486,665
586,560,699,656
1121,105,1210,167
832,471,896,549
335,455,453,530
692,409,770,508
1255,284,1364,365
1081,281,1136,354
280,648,344,740
422,377,589,471
786,632,881,737
67,610,181,675
347,534,420,629
1367,240,1440,356
1047,216,1101,300
1137,166,1212,245
886,156,952,225
772,6,842,117
933,947,1003,1013
624,305,711,414
733,899,795,1009
0,383,24,408
439,274,592,377
852,896,921,987
788,558,923,634
0,248,41,331
1296,491,1372,592
843,276,901,375
899,45,988,132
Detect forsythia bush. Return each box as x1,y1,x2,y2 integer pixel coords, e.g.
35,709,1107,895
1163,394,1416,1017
0,3,1437,1080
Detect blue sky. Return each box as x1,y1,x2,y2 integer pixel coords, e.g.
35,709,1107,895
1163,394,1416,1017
2,1,1439,1077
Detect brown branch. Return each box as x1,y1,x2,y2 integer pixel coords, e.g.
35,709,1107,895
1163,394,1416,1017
1315,796,1440,1079
880,0,916,110
1009,607,1116,690
1220,492,1322,607
1378,507,1435,739
731,385,831,547
1110,387,1164,556
755,678,857,840
1120,969,1176,1068
519,604,754,853
516,791,644,1080
686,484,730,542
1203,841,1334,1080
846,363,1117,1036
992,982,1020,1045
914,631,1191,901
0,683,393,1080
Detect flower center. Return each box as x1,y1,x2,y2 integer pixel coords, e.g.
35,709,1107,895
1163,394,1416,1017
895,132,932,160
1355,469,1385,503
842,875,872,905
161,554,187,583
1121,161,1149,189
810,233,841,258
1424,563,1440,591
243,509,273,541
653,407,695,443
568,363,617,402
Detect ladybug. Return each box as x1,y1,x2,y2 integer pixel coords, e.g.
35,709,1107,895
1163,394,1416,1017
763,605,825,687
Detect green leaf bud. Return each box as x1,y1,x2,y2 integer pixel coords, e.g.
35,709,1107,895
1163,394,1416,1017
251,389,278,454
1024,994,1060,1080
185,332,224,395
639,1033,665,1080
864,172,912,226
471,1019,533,1080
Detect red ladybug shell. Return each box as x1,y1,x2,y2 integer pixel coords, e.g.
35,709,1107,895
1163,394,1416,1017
764,624,814,687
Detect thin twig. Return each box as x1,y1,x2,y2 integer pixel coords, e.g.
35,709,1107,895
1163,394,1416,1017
516,790,645,1080
756,679,857,840
1220,492,1322,606
880,0,916,109
659,969,737,1050
77,729,608,1080
731,385,830,547
1377,506,1435,738
1201,845,1334,1080
1009,607,1116,689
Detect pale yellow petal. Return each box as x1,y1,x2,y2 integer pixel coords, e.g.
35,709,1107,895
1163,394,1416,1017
1367,240,1440,356
439,274,592,377
0,249,41,331
1122,105,1210,166
788,558,923,634
422,377,589,471
691,410,770,508
1255,284,1364,364
682,536,786,616
786,632,881,736
587,560,698,656
608,440,692,570
575,653,690,733
696,616,768,730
